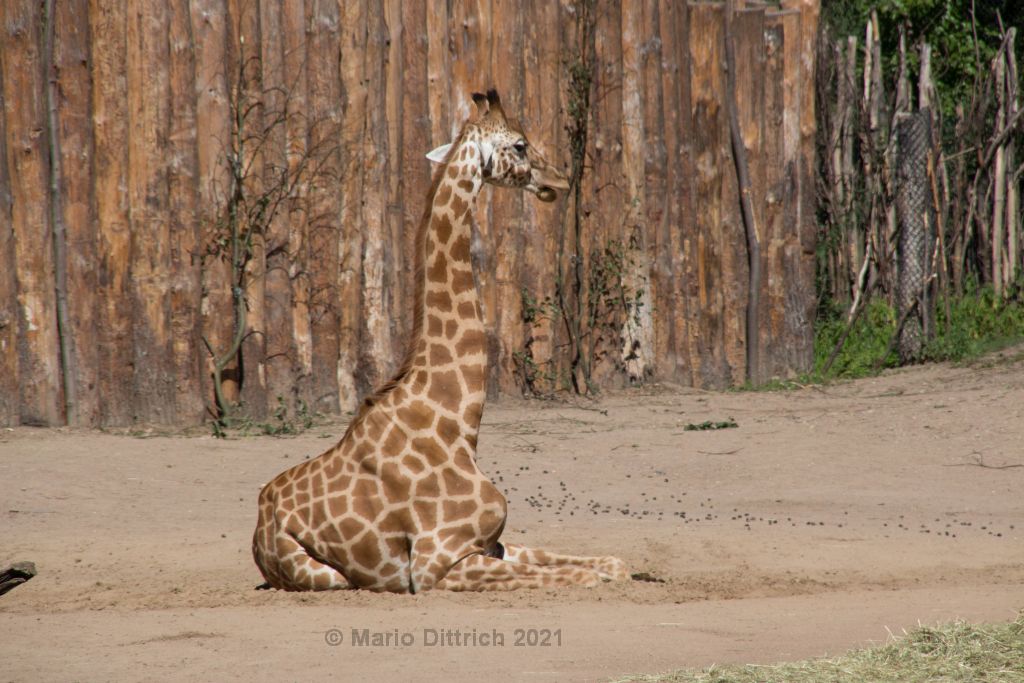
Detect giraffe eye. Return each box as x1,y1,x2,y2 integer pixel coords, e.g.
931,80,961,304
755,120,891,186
514,140,527,155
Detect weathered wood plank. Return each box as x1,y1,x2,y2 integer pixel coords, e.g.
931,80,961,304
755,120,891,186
257,0,296,413
55,0,99,426
400,0,431,383
230,0,268,418
587,0,624,388
168,0,204,424
520,0,563,395
791,0,818,372
1,0,64,425
666,0,697,385
281,0,313,409
337,0,367,411
88,0,133,427
778,4,814,373
491,0,526,396
688,1,730,387
717,3,748,386
127,0,175,423
305,0,342,414
734,6,766,382
358,0,394,394
762,18,788,379
192,0,233,416
0,51,17,425
0,0,825,424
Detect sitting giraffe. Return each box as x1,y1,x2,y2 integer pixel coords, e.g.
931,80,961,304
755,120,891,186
252,90,629,592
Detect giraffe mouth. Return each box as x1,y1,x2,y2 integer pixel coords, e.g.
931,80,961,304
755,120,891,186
528,166,570,203
535,186,558,202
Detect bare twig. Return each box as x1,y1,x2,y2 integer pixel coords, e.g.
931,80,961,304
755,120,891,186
944,453,1024,469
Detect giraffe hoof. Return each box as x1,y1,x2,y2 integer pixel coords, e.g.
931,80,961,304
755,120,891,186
595,556,630,582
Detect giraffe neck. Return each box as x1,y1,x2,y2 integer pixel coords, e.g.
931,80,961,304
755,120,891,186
406,135,487,429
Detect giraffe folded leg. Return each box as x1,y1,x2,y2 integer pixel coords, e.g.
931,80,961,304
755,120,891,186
254,529,350,591
500,543,630,581
435,553,603,591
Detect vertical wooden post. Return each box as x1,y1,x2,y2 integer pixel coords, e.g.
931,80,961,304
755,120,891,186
670,2,698,385
305,0,343,414
337,0,368,411
520,0,563,395
52,0,99,425
641,0,669,383
689,1,730,387
89,0,133,426
127,0,175,423
732,4,766,383
258,0,295,414
792,0,818,371
167,0,204,424
620,0,655,384
230,0,269,419
0,54,17,425
656,0,686,383
762,15,786,377
281,0,313,409
193,0,232,417
1,0,64,425
359,0,394,394
780,0,817,373
491,0,526,396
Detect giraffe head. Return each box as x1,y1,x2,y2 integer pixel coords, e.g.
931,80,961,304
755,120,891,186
427,89,570,202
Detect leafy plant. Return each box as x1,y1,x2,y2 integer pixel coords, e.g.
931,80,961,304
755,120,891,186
814,285,1024,380
683,419,739,432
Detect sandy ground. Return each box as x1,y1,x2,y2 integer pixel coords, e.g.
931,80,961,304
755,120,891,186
2,349,1024,682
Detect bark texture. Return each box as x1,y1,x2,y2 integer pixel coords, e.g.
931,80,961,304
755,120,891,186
0,0,820,427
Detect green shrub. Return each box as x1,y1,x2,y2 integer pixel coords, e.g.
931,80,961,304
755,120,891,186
924,285,1024,362
814,299,897,379
813,286,1024,380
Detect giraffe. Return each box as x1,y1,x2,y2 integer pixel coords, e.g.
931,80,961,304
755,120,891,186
252,89,629,592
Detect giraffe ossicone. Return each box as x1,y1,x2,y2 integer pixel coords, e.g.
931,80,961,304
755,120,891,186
252,89,629,592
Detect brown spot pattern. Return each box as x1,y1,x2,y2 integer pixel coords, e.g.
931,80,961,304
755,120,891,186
455,330,485,357
434,212,453,244
396,401,433,431
429,344,453,365
427,370,462,412
441,468,474,496
451,269,474,294
436,416,460,446
425,291,452,312
450,235,471,262
427,251,448,283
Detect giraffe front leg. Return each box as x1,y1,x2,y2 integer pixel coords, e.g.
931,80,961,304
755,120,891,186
500,543,630,582
435,553,603,591
253,527,350,591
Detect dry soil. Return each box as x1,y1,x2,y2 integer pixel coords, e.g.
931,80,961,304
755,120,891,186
2,350,1023,682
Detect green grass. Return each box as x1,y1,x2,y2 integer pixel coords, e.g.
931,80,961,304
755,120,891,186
813,286,1024,382
612,613,1024,683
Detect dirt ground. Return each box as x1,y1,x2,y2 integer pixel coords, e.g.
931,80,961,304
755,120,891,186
2,350,1023,682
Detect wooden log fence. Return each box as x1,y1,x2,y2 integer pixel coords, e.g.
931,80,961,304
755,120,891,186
0,0,820,427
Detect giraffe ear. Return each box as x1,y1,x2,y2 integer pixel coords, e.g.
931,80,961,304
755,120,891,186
471,92,490,115
425,143,452,164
